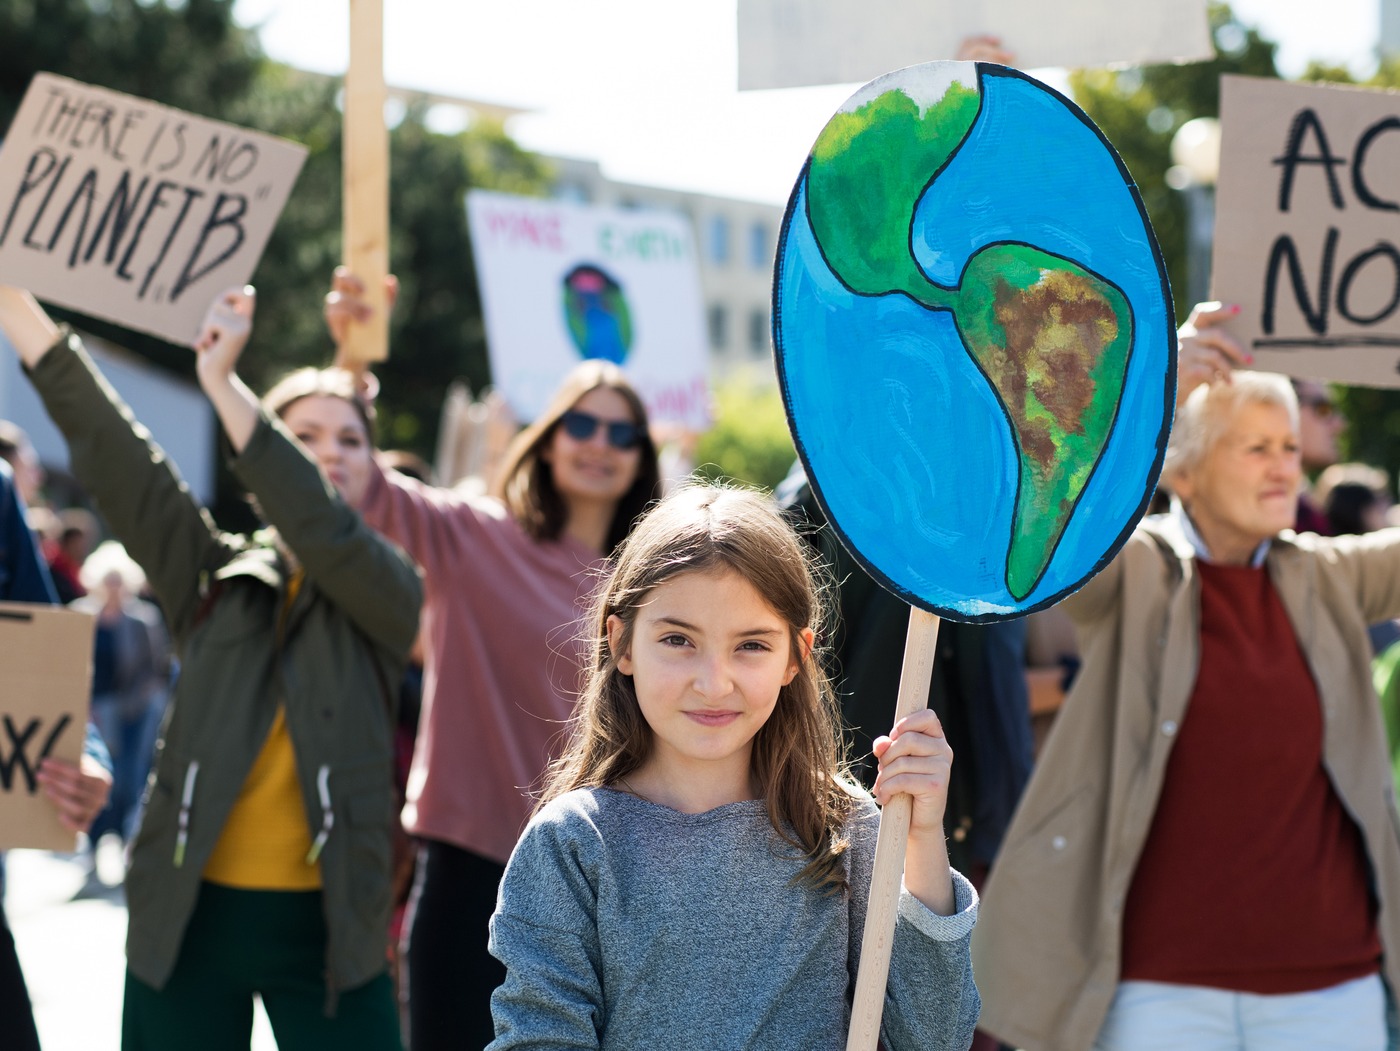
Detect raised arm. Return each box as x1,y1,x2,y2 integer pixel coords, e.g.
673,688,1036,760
192,287,260,452
193,287,419,654
0,287,224,638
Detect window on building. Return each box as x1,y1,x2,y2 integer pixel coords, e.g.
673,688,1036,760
748,221,771,271
707,304,729,350
707,215,730,265
748,308,769,357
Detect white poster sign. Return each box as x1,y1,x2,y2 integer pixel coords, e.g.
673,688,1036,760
737,0,1214,89
0,73,306,347
466,190,710,429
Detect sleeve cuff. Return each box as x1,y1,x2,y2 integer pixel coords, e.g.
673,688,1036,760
897,867,979,942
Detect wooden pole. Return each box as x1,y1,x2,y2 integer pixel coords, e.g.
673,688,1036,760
846,605,942,1051
342,0,390,363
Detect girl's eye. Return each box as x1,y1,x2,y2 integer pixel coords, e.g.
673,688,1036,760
295,432,316,445
341,434,364,449
738,640,771,653
660,634,689,647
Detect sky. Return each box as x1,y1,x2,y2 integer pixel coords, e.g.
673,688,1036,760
231,0,1385,207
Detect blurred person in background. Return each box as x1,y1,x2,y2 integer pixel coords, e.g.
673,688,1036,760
72,541,172,858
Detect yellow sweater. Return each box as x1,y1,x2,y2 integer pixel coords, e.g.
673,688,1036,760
203,572,320,890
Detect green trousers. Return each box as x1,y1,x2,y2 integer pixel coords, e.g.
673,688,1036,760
122,882,401,1051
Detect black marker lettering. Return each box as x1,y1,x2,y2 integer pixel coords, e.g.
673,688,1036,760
0,148,60,247
1262,228,1338,336
22,154,71,249
84,171,150,266
1336,242,1400,326
139,185,204,299
1272,108,1347,212
170,192,246,302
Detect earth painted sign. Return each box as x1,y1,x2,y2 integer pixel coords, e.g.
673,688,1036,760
774,61,1176,622
0,73,306,347
466,190,710,430
1214,75,1400,387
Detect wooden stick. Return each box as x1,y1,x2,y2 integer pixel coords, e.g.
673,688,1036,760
846,605,942,1051
342,0,390,363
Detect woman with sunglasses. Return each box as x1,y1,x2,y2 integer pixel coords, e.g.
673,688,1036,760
325,269,661,1050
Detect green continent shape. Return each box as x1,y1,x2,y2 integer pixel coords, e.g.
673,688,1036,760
954,244,1132,599
807,83,978,307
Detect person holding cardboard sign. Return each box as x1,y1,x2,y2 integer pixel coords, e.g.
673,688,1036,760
0,284,421,1051
487,484,978,1049
973,308,1399,1051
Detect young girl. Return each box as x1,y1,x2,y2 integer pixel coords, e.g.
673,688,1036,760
0,284,420,1050
487,485,980,1050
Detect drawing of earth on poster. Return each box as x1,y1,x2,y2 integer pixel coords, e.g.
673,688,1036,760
775,62,1175,621
563,263,633,364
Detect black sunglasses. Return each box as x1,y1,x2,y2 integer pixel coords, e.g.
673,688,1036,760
559,409,643,450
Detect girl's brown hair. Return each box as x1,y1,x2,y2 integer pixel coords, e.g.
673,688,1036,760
260,367,375,440
540,483,858,892
493,360,660,554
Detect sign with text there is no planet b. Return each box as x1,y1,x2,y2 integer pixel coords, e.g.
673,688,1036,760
1214,75,1400,387
0,74,306,347
467,190,710,430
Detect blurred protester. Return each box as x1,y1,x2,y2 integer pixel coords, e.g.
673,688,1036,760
974,304,1398,1051
46,507,96,604
72,541,171,852
1317,462,1391,537
0,457,112,1051
0,420,44,508
1293,378,1345,534
326,267,662,1050
0,285,419,1050
778,464,1033,883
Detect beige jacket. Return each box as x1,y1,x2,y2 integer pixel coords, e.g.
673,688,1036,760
972,514,1400,1050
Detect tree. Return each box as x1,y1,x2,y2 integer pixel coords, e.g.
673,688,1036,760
1069,3,1280,323
694,374,795,490
0,0,551,522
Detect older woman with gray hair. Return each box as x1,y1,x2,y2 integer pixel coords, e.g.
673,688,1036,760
973,304,1400,1051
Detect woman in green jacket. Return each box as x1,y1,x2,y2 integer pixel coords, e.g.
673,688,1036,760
0,285,421,1051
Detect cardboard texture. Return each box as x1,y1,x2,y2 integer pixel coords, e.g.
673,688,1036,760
0,601,94,851
737,0,1213,90
773,61,1174,621
1214,75,1400,387
466,190,710,429
0,73,307,347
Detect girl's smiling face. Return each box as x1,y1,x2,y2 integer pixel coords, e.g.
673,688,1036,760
608,568,813,808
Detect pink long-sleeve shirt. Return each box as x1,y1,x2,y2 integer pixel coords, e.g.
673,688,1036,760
360,463,605,863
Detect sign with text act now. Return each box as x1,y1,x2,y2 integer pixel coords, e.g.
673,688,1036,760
0,73,306,347
466,190,710,429
1214,75,1400,387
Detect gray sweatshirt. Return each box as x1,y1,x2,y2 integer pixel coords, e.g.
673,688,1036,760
488,787,980,1050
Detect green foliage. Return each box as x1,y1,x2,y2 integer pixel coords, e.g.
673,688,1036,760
1068,2,1280,323
0,0,551,522
693,375,795,491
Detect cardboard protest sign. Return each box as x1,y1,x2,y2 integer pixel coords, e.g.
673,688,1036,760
466,190,710,429
1214,75,1400,387
773,61,1174,1045
0,602,94,851
0,73,306,347
737,0,1213,90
